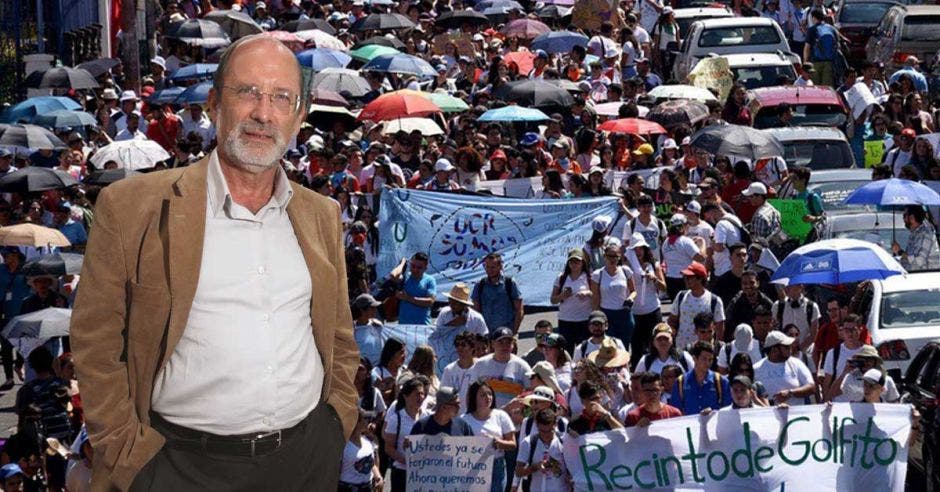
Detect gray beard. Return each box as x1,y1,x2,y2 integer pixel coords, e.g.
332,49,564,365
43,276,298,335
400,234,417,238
218,114,289,173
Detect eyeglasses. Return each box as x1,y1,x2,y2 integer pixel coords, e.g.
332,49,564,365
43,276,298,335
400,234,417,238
223,85,300,114
605,254,621,259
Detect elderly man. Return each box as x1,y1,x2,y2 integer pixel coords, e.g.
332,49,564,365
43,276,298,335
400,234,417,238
71,35,359,491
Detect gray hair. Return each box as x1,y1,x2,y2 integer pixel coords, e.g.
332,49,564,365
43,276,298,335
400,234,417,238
212,34,310,114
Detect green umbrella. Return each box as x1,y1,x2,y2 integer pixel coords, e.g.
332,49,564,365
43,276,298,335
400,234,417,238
349,44,400,62
420,92,469,113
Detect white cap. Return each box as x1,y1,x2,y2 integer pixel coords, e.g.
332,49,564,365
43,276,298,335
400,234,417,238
685,200,702,215
630,232,649,249
663,6,674,15
604,46,620,59
763,330,795,348
255,1,268,9
434,158,454,172
306,135,325,151
862,368,885,385
604,236,622,250
592,215,612,232
101,88,119,100
741,182,768,196
119,90,138,102
662,138,678,150
681,136,692,146
669,213,687,226
150,56,166,69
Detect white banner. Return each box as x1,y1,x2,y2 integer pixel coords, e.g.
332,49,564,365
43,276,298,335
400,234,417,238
476,177,544,198
564,403,911,491
406,435,496,492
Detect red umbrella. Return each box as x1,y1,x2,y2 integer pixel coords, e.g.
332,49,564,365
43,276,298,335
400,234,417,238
501,19,550,39
597,118,667,135
503,51,535,76
357,91,441,122
262,31,306,52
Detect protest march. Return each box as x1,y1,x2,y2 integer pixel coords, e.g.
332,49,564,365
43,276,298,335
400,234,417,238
0,0,939,490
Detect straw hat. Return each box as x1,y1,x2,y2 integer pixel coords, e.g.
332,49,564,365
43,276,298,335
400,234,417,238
588,338,630,368
445,283,473,306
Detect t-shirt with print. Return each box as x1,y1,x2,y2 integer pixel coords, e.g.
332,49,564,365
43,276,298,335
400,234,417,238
674,290,725,349
461,409,516,459
468,355,532,408
340,436,376,485
623,216,667,261
753,357,814,405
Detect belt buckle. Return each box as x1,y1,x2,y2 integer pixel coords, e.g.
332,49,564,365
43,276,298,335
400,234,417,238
245,429,282,458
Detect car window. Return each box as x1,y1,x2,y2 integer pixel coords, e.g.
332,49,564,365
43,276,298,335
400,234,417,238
917,350,939,396
880,289,940,329
732,65,796,89
832,228,912,253
838,3,893,24
754,104,847,129
782,141,853,169
902,15,940,41
808,180,871,212
698,26,781,47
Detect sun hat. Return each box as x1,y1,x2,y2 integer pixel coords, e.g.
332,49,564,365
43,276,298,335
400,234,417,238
445,283,474,306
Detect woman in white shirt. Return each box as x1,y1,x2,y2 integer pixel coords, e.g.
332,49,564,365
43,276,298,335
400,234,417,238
619,28,641,79
661,214,706,299
340,408,383,492
384,376,430,492
627,234,667,357
462,380,517,492
592,239,637,349
550,249,596,355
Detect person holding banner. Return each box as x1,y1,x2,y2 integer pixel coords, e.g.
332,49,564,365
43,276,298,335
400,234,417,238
753,331,817,406
669,341,732,415
623,372,683,427
724,375,764,410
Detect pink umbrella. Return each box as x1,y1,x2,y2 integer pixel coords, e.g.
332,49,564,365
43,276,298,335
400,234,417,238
262,31,306,52
503,51,535,75
597,118,666,136
501,19,550,40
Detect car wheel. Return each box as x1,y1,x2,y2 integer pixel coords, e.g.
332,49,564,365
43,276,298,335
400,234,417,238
927,443,936,492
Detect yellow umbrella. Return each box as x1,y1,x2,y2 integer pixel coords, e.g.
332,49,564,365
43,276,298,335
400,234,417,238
0,224,71,248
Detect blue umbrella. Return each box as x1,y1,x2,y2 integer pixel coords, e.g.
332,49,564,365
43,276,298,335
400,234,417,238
362,53,437,78
0,97,82,124
477,106,550,122
148,86,186,105
295,48,352,71
168,63,218,82
175,81,213,105
842,178,940,206
770,238,906,286
31,110,98,130
530,30,589,54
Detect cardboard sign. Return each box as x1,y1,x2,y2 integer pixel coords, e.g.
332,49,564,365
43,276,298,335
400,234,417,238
768,198,812,243
845,82,879,121
571,0,621,31
689,56,734,101
432,33,476,56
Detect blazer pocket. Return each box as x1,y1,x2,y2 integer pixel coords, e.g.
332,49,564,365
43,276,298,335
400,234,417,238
126,282,171,380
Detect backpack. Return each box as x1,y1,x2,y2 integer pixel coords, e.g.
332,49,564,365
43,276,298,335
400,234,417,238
674,289,720,329
775,300,815,331
812,24,838,62
718,217,751,247
674,373,723,409
471,276,517,307
640,351,690,373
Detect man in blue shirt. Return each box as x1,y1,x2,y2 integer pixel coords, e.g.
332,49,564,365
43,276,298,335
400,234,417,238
670,341,732,414
471,253,524,333
53,203,87,248
396,252,436,325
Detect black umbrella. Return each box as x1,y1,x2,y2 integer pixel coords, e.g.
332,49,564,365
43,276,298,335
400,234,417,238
436,10,490,29
24,67,99,90
350,13,416,32
21,253,84,276
311,69,371,98
352,36,406,50
0,167,78,193
202,9,263,39
492,80,575,110
166,19,231,48
0,124,66,150
646,99,709,129
76,58,121,78
282,18,337,35
84,168,142,186
536,5,572,20
306,105,359,132
689,124,784,160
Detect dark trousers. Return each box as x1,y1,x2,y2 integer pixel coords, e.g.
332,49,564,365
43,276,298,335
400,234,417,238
665,277,685,301
130,403,345,492
390,467,407,492
557,319,589,355
631,309,662,367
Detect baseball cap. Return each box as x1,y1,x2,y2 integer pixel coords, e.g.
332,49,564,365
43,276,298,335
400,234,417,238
434,158,454,172
685,200,702,215
681,261,708,279
544,333,566,348
900,128,916,139
669,213,687,226
588,166,604,175
256,1,267,9
535,49,549,60
763,330,795,349
741,182,768,196
0,148,11,158
731,375,754,389
490,326,515,341
589,310,608,324
681,136,692,146
632,143,654,156
862,368,886,385
352,293,382,311
526,385,555,403
490,149,507,161
567,248,586,262
662,138,678,150
592,215,612,233
435,386,460,406
0,464,24,481
653,323,673,339
520,132,540,146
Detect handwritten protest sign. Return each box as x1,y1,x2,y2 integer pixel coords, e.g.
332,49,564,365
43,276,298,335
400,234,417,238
406,435,495,492
689,57,734,101
864,140,885,168
432,33,475,56
845,82,879,120
571,0,621,31
769,198,812,243
565,403,910,492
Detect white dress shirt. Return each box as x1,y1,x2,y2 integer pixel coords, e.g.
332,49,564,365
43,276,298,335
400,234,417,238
151,151,324,435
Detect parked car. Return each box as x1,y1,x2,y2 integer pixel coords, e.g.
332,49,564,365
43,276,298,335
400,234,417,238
673,17,797,81
764,127,856,170
747,86,849,129
722,52,799,89
866,5,940,73
901,342,940,492
777,168,873,215
809,211,919,254
674,7,733,39
835,0,901,62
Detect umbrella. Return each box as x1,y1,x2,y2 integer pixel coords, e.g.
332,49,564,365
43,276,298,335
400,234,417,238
530,30,588,54
358,91,440,121
24,67,99,90
598,118,667,135
0,124,66,150
174,81,213,105
418,92,469,113
503,51,535,75
436,10,490,29
690,124,783,160
0,167,78,193
283,19,337,35
310,88,349,107
352,36,406,50
168,63,218,82
0,224,70,248
536,4,573,18
21,253,84,276
294,29,347,51
492,79,575,110
843,178,940,207
350,13,416,32
349,44,400,63
76,58,121,78
84,168,142,186
381,118,444,136
594,102,650,117
306,105,359,132
362,53,436,78
501,19,550,39
542,0,576,4
475,0,524,12
646,99,709,128
296,48,351,71
770,238,906,286
31,110,98,130
262,31,306,52
1,308,72,357
648,84,717,102
147,86,186,105
478,106,550,122
311,68,371,98
89,139,171,170
0,97,81,124
166,19,231,48
202,9,263,39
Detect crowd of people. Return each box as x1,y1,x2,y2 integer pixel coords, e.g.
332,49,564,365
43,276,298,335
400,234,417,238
0,0,937,490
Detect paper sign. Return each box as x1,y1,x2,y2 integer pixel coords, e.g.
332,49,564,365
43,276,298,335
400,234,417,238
406,435,496,492
571,0,621,31
845,82,878,121
864,140,885,168
432,33,475,56
769,198,812,243
689,56,734,101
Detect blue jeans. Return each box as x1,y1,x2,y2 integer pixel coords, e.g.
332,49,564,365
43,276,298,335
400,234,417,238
602,307,635,348
490,455,507,492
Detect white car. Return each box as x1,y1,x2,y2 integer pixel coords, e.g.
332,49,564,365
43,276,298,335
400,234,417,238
858,271,940,380
673,7,733,38
673,17,798,81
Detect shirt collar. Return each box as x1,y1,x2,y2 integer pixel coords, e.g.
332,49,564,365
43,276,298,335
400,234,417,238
206,150,294,218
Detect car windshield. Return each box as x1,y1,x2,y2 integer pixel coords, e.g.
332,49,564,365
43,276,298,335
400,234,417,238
902,15,940,41
838,3,893,24
732,65,796,89
782,140,854,169
880,289,940,329
698,26,781,47
832,228,912,253
754,104,847,129
677,0,730,7
808,180,871,212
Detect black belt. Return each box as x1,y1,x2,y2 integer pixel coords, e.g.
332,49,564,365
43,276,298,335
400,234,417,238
150,412,308,458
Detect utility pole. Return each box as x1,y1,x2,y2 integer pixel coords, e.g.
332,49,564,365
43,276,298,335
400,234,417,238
120,0,140,92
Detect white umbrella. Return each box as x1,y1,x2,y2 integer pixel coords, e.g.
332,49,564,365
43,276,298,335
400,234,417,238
89,139,171,170
294,29,347,51
381,118,443,136
1,307,71,356
647,84,718,102
594,102,649,117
